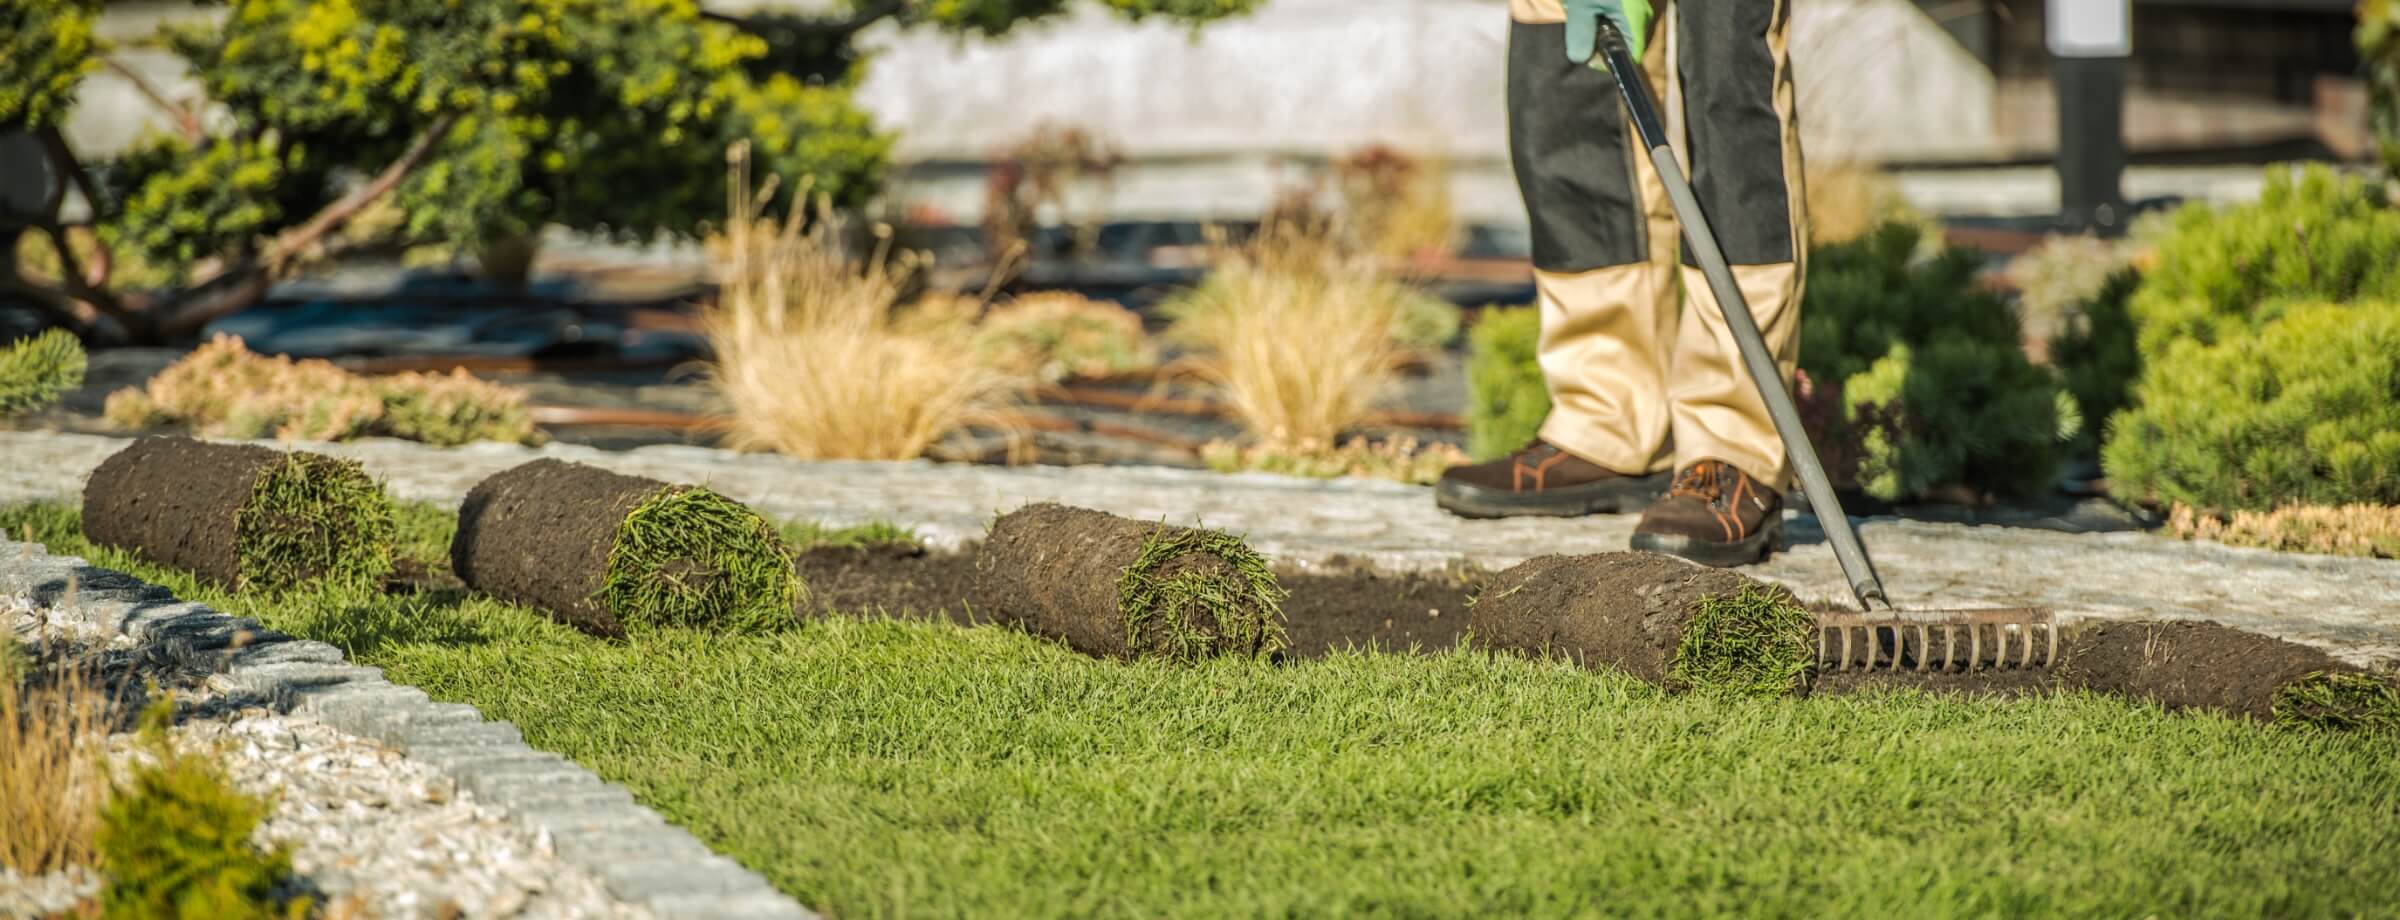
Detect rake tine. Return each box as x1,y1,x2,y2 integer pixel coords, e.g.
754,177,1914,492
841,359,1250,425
1942,625,1956,673
1915,625,1931,672
1839,625,1854,671
1969,625,1983,672
1818,625,1829,669
2020,624,2037,668
1864,625,1880,670
2045,622,2059,667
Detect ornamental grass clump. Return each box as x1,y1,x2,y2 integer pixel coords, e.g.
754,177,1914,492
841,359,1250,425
1164,223,1415,446
2166,502,2400,559
702,150,1023,460
82,437,396,590
0,328,87,418
0,644,113,877
452,459,798,637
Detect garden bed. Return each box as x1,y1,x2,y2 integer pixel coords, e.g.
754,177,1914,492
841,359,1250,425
5,498,2398,916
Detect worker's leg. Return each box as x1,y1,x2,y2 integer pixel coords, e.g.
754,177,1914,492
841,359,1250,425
1434,0,1679,518
1630,0,1807,566
1664,0,1806,488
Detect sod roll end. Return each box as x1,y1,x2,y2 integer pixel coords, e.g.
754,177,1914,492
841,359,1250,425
81,435,395,589
1469,552,1813,697
973,503,1288,661
451,459,798,637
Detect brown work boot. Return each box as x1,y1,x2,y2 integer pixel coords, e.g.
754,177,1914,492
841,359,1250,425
1630,459,1783,566
1434,440,1669,519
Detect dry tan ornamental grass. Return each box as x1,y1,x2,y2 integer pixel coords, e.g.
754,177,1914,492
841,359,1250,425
2168,503,2400,559
702,148,1023,461
1167,225,1410,447
1,641,115,876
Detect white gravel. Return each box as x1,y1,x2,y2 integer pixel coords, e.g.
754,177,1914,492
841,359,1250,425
3,597,651,920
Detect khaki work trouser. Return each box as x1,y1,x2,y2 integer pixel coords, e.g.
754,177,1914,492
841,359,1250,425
1506,0,1807,487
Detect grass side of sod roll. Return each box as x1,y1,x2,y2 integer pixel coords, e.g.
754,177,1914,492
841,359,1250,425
239,451,397,589
602,485,800,632
6,500,2400,917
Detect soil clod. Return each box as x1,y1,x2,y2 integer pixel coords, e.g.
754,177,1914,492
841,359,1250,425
81,436,394,589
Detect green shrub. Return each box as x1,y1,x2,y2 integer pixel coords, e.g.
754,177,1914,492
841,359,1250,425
98,702,304,920
2105,300,2400,512
0,329,86,418
1462,306,1548,461
2363,0,2400,182
2047,271,2142,452
1802,222,2071,500
2127,166,2400,357
1841,339,2079,501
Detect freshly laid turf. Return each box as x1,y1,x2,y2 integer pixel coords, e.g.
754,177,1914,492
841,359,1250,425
7,501,2400,917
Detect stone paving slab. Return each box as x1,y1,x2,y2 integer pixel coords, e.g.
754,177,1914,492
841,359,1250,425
4,430,2396,665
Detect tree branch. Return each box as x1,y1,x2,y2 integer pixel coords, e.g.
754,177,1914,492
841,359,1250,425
258,111,461,274
103,57,205,144
38,127,116,288
37,224,135,326
0,275,96,337
154,112,463,339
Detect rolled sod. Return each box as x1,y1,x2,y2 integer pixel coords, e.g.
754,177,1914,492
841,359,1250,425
81,435,395,589
2063,620,2400,728
450,459,798,637
1469,552,1814,697
972,503,1288,661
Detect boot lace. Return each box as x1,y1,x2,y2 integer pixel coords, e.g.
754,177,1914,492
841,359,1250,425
1666,460,1730,502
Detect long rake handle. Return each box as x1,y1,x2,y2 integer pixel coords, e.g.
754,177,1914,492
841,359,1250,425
1594,20,1887,610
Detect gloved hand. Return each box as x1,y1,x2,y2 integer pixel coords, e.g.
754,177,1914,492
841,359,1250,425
1563,0,1653,70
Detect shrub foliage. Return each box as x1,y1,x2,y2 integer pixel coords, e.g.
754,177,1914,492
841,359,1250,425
2106,301,2400,512
1462,306,1548,461
98,702,305,920
2,0,1256,343
1802,223,2073,500
2103,166,2400,511
0,329,87,418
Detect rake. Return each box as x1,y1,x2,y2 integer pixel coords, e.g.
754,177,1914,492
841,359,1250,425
1591,19,2056,672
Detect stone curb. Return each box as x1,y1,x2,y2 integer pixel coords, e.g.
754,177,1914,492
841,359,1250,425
1,540,816,920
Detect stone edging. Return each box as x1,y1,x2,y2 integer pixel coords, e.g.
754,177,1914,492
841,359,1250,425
0,540,814,920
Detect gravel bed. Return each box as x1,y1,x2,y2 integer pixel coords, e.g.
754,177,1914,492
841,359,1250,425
0,553,808,919
4,595,645,919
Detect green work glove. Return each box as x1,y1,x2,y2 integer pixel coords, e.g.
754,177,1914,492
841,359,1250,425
1563,0,1653,70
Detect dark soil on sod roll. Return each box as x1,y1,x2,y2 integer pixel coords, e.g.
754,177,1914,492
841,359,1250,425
452,458,796,638
2060,620,2381,723
972,503,1287,661
796,543,1474,656
81,435,393,589
1468,552,1814,696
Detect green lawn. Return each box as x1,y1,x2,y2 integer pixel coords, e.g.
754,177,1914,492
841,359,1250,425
8,501,2399,917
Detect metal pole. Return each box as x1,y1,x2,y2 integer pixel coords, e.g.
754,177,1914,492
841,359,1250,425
1595,21,1888,610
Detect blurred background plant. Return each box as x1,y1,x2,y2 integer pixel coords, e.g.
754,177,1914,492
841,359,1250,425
1163,222,1411,448
981,125,1122,267
1200,436,1467,485
0,0,1254,345
703,147,1026,461
1330,144,1457,267
0,328,87,419
103,335,536,446
974,292,1158,384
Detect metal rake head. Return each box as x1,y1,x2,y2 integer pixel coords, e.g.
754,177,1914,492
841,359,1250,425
1815,608,2059,672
